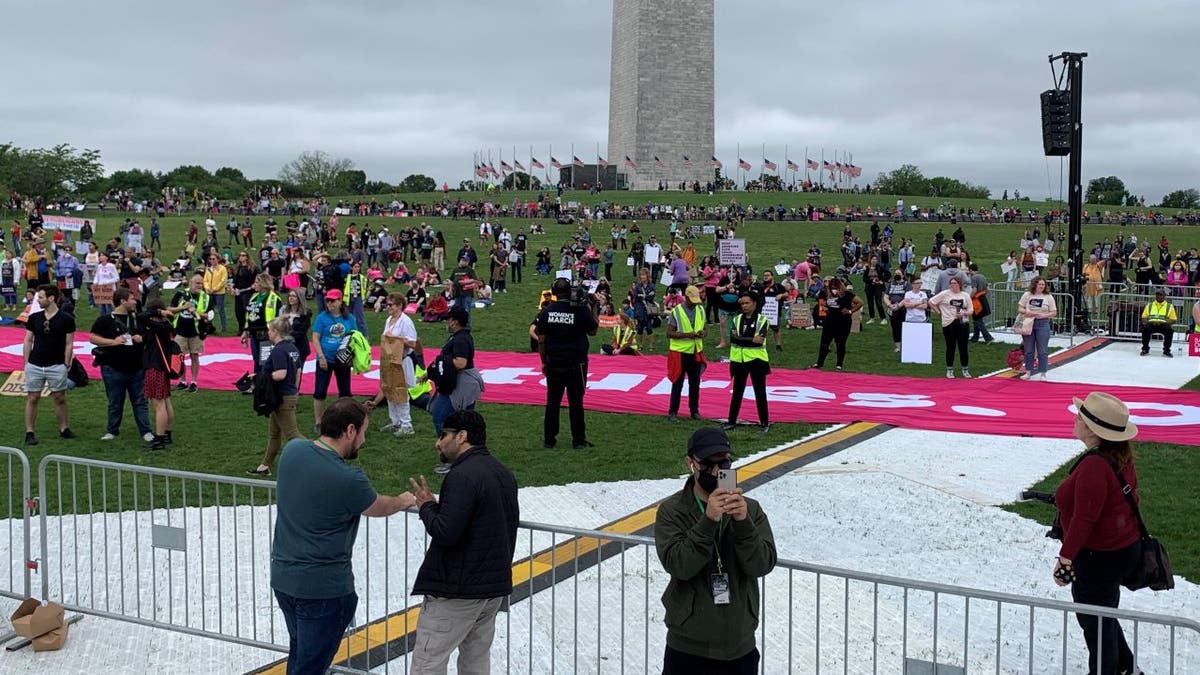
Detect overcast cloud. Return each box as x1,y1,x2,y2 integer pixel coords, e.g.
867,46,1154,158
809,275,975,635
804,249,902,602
7,0,1199,201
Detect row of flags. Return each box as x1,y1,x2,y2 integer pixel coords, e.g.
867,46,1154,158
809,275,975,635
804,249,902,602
475,155,861,178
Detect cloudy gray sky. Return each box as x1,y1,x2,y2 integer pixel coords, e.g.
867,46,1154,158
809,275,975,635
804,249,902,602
7,0,1198,201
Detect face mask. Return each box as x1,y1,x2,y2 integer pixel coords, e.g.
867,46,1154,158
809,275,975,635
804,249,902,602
694,466,719,493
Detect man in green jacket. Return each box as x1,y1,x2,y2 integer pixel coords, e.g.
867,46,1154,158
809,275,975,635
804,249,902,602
654,427,777,673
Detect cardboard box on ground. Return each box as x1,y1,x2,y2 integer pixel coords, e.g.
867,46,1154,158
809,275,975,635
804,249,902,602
10,598,70,651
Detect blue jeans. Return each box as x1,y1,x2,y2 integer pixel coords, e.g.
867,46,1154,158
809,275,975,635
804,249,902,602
430,393,474,437
210,293,227,332
100,366,152,436
453,294,473,319
349,298,368,339
274,590,358,675
1023,318,1051,374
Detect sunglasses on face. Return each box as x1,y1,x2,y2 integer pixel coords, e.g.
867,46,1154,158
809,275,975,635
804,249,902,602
698,457,732,471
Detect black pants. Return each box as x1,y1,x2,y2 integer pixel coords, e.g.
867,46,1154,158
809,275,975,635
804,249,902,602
1071,542,1141,675
544,362,587,444
727,359,769,425
234,291,249,333
816,320,851,367
663,645,759,675
942,320,969,367
669,351,703,416
889,309,904,344
971,315,994,342
865,285,885,319
1141,323,1173,352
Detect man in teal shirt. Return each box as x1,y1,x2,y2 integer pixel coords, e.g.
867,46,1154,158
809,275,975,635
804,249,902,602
271,399,416,674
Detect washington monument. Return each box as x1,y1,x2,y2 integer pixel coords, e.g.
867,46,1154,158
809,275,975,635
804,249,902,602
607,0,715,191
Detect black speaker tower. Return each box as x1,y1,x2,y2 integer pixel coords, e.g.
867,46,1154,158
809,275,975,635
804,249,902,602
1045,52,1087,330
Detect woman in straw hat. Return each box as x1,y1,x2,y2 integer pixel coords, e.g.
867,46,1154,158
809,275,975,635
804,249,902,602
1053,392,1144,675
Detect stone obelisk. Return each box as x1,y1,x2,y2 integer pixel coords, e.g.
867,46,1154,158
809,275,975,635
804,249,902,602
607,0,715,191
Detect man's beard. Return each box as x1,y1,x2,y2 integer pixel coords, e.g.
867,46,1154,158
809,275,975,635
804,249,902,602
438,449,449,465
345,439,363,461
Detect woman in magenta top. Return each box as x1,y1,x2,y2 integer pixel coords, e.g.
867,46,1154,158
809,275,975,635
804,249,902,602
1165,259,1188,294
1053,392,1144,675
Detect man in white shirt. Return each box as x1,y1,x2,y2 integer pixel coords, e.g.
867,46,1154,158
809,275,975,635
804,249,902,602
643,236,664,280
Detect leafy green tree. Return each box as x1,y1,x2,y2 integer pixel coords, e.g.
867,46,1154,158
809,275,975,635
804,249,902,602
926,176,990,199
333,169,367,195
161,165,215,190
277,150,356,195
397,173,437,193
0,143,104,199
502,172,542,190
757,174,783,191
105,169,161,200
363,180,395,195
1085,176,1129,205
874,164,929,196
214,166,247,183
1160,188,1200,209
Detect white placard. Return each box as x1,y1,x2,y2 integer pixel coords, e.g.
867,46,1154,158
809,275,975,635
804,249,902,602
762,296,779,327
702,225,716,234
74,241,90,255
582,280,599,294
718,239,746,266
555,270,573,281
659,269,673,286
901,322,933,364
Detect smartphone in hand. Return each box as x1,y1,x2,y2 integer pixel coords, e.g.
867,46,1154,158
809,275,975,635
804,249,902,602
717,469,737,491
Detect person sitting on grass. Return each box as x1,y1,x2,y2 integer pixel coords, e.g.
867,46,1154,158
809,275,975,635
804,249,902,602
601,309,639,355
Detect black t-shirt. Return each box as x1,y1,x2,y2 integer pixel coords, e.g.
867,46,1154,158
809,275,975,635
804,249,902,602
265,258,286,279
439,328,475,369
820,289,857,325
170,290,204,337
89,311,144,372
26,310,76,367
266,339,302,396
536,301,598,367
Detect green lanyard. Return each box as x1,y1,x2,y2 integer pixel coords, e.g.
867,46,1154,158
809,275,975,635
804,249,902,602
694,494,728,572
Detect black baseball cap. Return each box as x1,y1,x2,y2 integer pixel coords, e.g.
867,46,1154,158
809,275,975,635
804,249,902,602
687,428,733,461
447,307,470,326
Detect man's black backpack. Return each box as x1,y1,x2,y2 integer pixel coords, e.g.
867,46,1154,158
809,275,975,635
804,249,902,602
252,368,281,416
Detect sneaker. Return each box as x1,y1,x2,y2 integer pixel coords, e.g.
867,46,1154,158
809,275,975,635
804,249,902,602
758,423,771,434
147,436,166,451
394,426,416,437
1164,351,1173,358
808,363,821,369
667,414,679,422
1018,372,1031,380
961,369,972,379
835,365,844,371
380,423,397,433
143,432,155,442
174,382,188,391
24,432,38,446
100,433,118,441
572,440,596,450
775,344,782,351
1037,373,1048,381
1140,349,1149,356
59,428,77,439
543,439,556,449
719,422,737,431
690,412,702,421
433,463,453,475
246,467,270,476
946,368,955,379
894,346,901,353
187,383,198,393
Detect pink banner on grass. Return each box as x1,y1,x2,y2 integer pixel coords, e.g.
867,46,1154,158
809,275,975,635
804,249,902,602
2,331,1199,446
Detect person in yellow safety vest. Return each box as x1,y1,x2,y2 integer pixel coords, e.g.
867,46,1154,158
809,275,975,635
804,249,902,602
409,363,433,411
168,273,210,391
722,292,771,433
666,285,706,422
242,273,284,374
343,260,370,339
602,310,640,356
1140,289,1178,357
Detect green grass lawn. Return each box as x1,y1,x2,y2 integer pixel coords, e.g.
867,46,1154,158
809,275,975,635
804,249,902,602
2,191,1198,580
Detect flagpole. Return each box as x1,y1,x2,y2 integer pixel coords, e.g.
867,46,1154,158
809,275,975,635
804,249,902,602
570,143,575,189
529,145,534,191
762,143,766,188
737,142,741,191
785,144,789,187
546,144,552,185
596,142,600,189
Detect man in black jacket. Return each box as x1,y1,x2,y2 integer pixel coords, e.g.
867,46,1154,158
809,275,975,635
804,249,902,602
535,277,599,449
407,410,519,674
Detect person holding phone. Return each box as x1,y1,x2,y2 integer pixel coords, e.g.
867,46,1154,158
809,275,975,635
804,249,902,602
655,427,776,674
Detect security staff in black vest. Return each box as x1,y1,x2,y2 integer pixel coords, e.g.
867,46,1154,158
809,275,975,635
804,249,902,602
536,277,599,449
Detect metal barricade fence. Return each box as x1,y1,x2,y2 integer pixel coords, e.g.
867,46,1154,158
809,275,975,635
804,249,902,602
985,288,1077,345
29,455,1200,674
1,446,32,601
1089,284,1197,342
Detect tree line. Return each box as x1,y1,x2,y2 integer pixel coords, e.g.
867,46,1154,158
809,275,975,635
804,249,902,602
3,141,1197,207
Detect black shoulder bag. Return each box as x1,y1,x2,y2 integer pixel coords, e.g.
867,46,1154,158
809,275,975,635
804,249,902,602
1107,464,1174,592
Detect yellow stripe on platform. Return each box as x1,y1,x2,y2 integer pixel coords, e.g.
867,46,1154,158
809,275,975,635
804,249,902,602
251,421,884,674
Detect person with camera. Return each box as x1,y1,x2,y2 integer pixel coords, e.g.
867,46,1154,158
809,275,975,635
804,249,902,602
655,427,776,674
536,277,599,449
1052,392,1148,675
90,287,154,443
169,273,211,393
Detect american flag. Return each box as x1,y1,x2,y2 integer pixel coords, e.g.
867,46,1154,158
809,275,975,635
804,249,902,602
598,156,608,169
550,156,563,170
531,157,545,170
737,158,751,171
822,161,833,170
711,156,723,169
835,162,844,174
625,155,638,169
848,164,862,178
806,159,819,170
500,160,513,174
654,156,666,169
786,159,800,172
763,158,778,172
683,155,692,168
572,155,585,168
489,163,500,179
513,159,526,172
474,164,488,179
